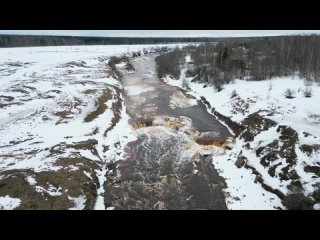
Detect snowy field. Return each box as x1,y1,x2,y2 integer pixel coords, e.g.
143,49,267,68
0,44,183,210
164,56,320,210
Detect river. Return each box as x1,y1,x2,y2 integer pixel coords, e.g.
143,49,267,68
104,54,232,210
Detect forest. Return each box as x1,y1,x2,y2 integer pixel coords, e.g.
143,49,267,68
155,35,320,91
0,34,270,48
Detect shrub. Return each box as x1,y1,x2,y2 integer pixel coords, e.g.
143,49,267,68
231,90,237,98
131,51,141,58
108,55,129,68
108,55,133,81
142,48,149,55
182,77,190,89
155,48,183,79
125,61,135,72
154,46,169,54
214,79,224,92
284,88,296,99
303,87,312,98
304,79,313,87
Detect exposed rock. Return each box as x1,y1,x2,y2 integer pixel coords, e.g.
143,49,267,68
283,192,314,210
300,144,320,157
235,151,247,168
106,161,115,170
240,112,277,142
254,175,263,183
74,139,98,146
304,165,320,176
303,132,312,138
225,145,232,150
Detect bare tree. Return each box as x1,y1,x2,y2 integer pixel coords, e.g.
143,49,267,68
268,81,273,91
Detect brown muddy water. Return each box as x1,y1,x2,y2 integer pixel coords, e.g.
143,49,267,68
104,54,232,210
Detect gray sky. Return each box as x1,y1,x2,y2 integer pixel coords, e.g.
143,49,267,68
0,30,320,37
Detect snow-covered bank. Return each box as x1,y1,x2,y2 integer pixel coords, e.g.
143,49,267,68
166,73,320,136
163,56,320,209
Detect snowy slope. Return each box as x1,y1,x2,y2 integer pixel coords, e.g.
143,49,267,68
163,55,320,210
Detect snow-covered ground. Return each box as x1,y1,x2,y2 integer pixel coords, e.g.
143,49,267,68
0,45,141,171
0,195,21,210
164,55,320,209
0,44,184,210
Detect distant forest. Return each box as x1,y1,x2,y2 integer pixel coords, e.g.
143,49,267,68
0,34,272,48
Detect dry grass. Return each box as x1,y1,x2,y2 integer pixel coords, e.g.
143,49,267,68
0,157,101,210
84,89,112,122
104,87,123,137
300,144,320,156
54,110,73,119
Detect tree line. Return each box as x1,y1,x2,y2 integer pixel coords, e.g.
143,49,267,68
0,34,271,48
156,35,320,92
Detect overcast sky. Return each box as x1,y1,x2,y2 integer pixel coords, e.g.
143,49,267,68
0,30,320,37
